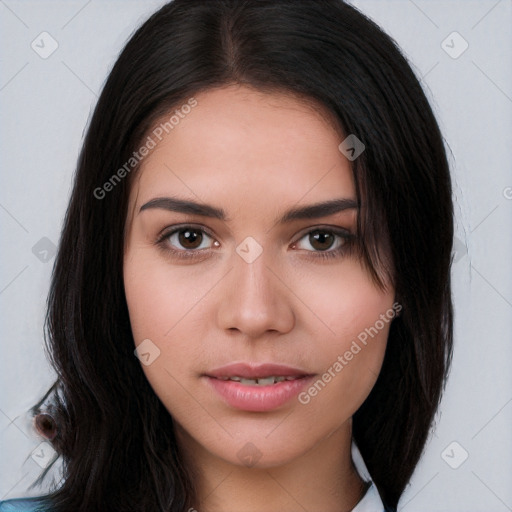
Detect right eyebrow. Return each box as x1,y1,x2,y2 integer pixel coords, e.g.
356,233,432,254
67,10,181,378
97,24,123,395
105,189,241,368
139,197,227,220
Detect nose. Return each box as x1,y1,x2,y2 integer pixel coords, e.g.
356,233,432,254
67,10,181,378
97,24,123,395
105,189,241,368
216,245,295,339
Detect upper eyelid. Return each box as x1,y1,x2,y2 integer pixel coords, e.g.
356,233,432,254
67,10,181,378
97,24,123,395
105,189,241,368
292,224,353,238
159,223,215,237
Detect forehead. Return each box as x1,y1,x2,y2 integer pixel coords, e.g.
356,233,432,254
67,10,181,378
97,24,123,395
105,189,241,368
129,85,355,217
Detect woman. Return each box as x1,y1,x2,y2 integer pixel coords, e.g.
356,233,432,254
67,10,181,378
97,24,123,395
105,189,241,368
0,0,454,511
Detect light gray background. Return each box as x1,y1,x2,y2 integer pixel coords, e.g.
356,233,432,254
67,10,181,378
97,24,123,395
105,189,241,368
1,1,511,510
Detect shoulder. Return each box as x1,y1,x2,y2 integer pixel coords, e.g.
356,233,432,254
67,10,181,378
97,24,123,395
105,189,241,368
0,497,52,512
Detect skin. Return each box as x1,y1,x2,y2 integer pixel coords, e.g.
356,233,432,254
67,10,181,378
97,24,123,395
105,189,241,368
123,84,396,512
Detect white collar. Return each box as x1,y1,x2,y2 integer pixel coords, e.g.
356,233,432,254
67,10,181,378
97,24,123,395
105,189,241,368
350,441,386,512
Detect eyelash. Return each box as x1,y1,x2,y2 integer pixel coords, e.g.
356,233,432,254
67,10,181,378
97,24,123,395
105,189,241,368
155,224,356,262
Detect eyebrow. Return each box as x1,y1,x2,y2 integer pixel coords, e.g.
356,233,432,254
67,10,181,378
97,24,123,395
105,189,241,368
139,196,358,224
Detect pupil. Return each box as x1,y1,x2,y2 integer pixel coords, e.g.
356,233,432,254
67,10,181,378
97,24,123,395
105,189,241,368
311,231,333,251
179,229,202,249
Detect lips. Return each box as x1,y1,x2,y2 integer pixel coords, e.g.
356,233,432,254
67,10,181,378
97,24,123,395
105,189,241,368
204,363,315,412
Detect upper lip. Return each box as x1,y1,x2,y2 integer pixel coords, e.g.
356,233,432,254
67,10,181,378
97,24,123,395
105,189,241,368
205,362,313,379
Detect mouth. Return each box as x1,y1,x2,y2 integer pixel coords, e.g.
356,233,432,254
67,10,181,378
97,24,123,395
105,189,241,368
213,375,303,386
203,363,315,411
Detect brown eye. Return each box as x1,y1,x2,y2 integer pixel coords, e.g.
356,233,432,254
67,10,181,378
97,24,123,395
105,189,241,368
290,226,354,261
159,225,217,255
177,228,204,249
308,230,336,251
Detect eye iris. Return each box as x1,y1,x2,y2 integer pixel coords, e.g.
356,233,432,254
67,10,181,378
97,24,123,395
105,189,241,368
310,230,334,251
178,229,203,249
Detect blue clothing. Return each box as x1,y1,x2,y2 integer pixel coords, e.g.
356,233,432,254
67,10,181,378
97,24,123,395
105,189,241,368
0,497,51,512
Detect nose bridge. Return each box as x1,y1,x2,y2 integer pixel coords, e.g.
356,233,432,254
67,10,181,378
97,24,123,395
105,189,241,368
236,243,274,301
216,237,295,337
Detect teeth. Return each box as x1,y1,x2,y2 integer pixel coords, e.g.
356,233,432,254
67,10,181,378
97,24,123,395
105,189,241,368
240,378,258,385
219,376,301,385
257,377,276,386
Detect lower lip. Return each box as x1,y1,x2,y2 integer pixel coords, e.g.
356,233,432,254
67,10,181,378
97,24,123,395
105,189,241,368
205,376,314,412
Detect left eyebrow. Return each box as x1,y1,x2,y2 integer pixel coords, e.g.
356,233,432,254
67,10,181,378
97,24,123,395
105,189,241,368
139,196,358,224
279,198,358,223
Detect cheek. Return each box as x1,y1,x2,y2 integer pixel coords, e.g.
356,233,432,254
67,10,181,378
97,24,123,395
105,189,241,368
123,254,202,419
123,250,221,393
287,254,395,343
292,261,395,411
124,249,210,343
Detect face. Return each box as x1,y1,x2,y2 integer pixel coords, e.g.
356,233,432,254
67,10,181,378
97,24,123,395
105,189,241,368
123,85,395,471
